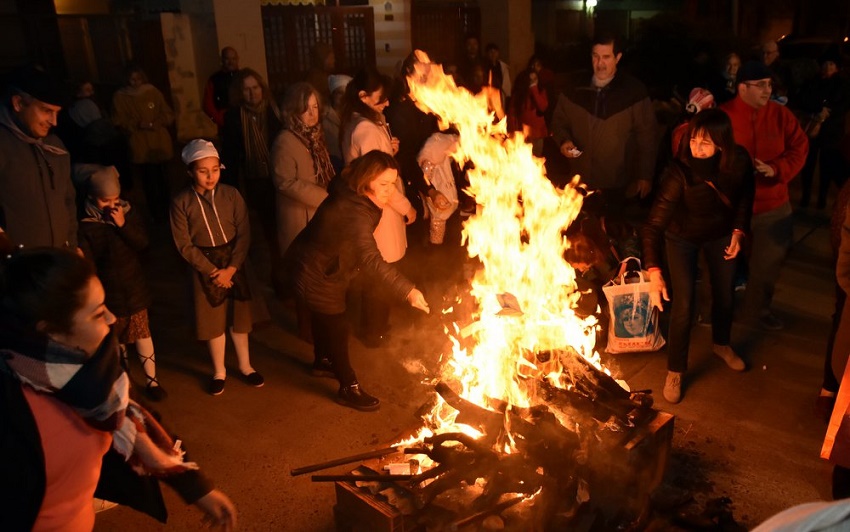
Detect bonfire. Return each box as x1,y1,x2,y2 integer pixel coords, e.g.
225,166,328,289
302,51,670,531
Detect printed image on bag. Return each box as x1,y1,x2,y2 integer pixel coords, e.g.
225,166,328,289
602,262,666,354
612,292,655,339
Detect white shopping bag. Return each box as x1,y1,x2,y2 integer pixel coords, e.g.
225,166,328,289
602,259,666,354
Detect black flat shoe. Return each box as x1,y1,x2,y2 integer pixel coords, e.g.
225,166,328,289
337,382,380,411
144,377,167,401
311,358,335,379
242,371,265,387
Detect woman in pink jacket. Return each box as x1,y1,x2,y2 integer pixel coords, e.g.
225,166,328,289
341,68,416,347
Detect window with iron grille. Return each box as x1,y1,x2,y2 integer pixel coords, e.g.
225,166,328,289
261,5,375,98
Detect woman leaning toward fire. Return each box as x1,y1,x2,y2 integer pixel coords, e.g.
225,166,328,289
642,108,754,404
285,150,429,411
0,247,236,530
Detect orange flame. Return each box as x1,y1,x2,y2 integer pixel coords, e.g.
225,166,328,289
407,51,605,442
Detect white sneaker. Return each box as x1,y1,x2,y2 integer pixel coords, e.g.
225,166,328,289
713,345,746,371
663,371,682,404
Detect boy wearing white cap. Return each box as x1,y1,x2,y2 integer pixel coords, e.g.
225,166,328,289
170,139,264,395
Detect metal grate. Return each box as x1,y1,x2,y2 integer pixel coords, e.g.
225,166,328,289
261,5,375,98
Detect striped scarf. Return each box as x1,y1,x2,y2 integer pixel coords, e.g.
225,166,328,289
240,104,271,180
289,118,334,187
0,315,198,476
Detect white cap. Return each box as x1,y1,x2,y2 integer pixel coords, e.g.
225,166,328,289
181,139,224,167
328,74,353,95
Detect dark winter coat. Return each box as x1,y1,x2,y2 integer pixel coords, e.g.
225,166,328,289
221,105,283,188
0,125,77,249
78,207,151,317
285,177,415,315
550,72,657,190
642,146,754,269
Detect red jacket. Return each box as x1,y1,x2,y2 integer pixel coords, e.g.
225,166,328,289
720,96,808,215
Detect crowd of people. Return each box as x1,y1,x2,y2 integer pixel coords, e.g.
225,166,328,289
0,27,849,527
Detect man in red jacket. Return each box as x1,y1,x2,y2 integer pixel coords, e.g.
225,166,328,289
721,61,808,330
202,47,239,133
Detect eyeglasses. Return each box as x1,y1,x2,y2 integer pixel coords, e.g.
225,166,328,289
744,81,773,90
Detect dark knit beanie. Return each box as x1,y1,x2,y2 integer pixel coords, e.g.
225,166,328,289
737,61,773,84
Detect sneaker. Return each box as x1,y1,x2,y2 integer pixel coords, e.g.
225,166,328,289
242,371,265,387
209,378,225,396
759,312,784,331
663,371,682,404
337,382,380,411
713,345,746,371
311,358,336,379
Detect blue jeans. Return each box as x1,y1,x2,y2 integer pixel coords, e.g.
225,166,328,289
744,201,794,318
665,232,737,373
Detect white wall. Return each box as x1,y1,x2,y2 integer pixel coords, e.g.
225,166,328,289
161,13,218,141
211,0,268,81
371,0,412,76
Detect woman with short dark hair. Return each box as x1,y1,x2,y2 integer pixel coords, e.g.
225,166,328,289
642,108,755,404
286,150,429,411
0,247,236,530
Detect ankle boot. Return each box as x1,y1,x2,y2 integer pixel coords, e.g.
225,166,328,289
337,382,380,411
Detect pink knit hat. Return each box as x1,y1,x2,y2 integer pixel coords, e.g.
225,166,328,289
685,87,715,114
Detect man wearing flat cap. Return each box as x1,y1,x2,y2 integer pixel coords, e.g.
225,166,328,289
721,60,808,331
0,65,78,252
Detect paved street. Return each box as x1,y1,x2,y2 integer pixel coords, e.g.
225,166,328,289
93,176,838,531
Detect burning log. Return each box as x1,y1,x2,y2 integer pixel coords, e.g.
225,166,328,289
403,432,543,512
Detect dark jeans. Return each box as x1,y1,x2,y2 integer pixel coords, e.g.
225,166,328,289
665,232,736,373
744,202,794,319
310,311,356,386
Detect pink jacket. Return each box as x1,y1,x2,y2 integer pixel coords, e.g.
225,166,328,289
343,114,411,263
720,96,808,215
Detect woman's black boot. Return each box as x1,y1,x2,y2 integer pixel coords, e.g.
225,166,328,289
337,382,380,411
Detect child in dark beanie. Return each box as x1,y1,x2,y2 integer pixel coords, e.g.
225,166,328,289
78,165,167,401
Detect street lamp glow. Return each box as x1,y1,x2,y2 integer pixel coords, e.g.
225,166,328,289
587,0,598,7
